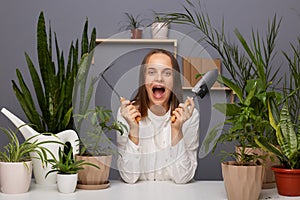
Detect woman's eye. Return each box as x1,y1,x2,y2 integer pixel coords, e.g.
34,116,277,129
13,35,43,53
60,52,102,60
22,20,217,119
147,70,156,76
163,70,172,77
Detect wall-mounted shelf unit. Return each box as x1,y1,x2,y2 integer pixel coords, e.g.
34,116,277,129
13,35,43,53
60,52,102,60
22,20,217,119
96,38,177,55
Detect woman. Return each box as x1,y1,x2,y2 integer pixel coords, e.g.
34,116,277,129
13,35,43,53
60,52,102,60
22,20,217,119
117,49,199,184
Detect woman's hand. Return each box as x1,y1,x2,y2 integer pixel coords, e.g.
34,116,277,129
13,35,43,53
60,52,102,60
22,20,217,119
120,99,141,129
120,98,141,145
171,97,194,145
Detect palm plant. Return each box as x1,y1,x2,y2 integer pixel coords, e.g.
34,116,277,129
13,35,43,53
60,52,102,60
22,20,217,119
163,0,283,163
12,11,96,134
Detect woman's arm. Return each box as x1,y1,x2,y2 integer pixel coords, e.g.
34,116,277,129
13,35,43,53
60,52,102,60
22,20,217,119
167,109,200,184
117,108,141,184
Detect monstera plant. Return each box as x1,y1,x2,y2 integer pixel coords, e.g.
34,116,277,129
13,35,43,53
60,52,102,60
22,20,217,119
12,11,96,134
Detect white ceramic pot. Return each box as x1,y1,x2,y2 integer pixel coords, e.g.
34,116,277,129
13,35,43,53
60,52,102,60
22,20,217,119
57,173,78,193
0,161,32,194
151,22,169,39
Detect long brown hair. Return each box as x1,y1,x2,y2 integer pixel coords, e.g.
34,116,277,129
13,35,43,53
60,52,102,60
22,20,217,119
133,49,183,118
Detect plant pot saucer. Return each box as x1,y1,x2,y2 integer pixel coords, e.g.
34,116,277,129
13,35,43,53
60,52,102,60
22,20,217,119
77,181,110,190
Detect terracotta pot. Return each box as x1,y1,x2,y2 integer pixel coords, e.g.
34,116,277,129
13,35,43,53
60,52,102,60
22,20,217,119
272,166,300,196
76,155,112,189
0,161,32,194
235,146,279,189
222,161,264,200
131,29,142,39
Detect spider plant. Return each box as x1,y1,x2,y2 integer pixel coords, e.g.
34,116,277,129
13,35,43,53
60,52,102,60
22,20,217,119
45,142,99,177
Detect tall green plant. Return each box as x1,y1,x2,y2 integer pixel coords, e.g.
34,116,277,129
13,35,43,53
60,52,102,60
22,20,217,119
283,37,300,125
12,12,96,134
163,1,282,94
163,0,284,162
256,37,300,169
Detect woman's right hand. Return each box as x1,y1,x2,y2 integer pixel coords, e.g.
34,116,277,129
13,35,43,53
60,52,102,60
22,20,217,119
120,98,141,130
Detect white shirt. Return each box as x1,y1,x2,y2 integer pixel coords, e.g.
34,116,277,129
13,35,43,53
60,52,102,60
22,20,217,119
117,108,199,184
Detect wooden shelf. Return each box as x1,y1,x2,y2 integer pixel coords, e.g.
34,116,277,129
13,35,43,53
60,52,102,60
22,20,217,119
95,38,178,56
96,38,177,46
182,86,232,91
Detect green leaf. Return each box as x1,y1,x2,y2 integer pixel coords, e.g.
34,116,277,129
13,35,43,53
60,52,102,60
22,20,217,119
218,75,243,101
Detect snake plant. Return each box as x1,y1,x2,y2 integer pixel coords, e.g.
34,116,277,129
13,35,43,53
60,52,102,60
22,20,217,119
255,103,300,169
12,11,96,134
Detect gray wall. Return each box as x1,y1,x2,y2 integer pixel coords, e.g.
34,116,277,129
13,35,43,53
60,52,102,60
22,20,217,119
0,0,299,180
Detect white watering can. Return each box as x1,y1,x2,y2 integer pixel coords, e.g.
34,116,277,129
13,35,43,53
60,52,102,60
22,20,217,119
1,107,79,185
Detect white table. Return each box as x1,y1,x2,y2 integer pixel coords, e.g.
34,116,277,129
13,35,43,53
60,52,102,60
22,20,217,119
0,180,299,200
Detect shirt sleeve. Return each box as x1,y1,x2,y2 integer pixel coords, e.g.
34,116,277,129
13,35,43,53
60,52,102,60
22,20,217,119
167,108,200,184
116,107,141,184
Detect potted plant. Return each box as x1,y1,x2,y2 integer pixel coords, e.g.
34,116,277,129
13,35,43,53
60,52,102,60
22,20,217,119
150,14,170,39
255,39,300,196
45,142,99,193
0,125,56,194
119,12,146,39
256,103,300,196
74,106,126,190
162,1,284,199
10,11,96,185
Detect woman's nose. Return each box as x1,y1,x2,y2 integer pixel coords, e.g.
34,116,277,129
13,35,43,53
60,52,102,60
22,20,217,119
156,72,163,82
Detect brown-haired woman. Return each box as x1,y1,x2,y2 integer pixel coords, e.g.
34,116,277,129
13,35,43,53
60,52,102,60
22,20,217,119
117,49,199,184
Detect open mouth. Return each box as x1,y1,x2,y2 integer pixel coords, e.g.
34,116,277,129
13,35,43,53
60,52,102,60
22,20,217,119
152,85,165,99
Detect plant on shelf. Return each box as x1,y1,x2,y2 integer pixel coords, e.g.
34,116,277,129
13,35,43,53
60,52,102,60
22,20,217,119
119,12,146,39
255,38,300,196
150,12,170,39
0,125,58,194
163,1,284,199
45,142,99,193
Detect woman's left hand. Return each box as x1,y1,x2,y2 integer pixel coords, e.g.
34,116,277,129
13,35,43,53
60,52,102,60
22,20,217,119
171,96,195,131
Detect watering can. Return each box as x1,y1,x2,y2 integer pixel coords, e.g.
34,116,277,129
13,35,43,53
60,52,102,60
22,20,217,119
1,108,79,185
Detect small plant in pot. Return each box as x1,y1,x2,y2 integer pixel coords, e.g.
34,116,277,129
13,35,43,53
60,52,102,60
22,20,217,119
256,103,300,196
0,125,56,194
150,14,170,39
45,142,99,193
209,79,275,200
119,12,146,39
74,106,126,190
